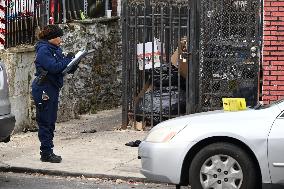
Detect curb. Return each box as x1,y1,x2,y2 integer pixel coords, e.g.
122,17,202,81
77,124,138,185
0,165,152,183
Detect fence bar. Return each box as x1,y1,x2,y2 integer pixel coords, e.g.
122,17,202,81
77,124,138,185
142,3,146,125
168,5,173,119
150,5,154,127
159,5,164,123
133,5,138,128
177,6,181,116
121,0,129,129
188,0,198,114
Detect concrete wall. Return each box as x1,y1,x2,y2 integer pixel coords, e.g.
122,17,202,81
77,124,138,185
0,47,35,132
0,17,122,132
57,17,122,122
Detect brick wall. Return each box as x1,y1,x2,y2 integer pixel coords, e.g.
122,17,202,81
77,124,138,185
263,0,284,104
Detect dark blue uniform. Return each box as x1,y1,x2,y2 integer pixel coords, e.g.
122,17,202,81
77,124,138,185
32,40,72,156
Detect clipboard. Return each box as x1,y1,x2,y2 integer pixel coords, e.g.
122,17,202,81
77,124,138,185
62,50,88,75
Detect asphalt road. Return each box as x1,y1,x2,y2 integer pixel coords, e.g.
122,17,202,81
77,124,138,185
0,172,180,189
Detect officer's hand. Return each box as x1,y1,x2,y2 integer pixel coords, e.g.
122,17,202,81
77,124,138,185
67,64,79,74
66,52,75,59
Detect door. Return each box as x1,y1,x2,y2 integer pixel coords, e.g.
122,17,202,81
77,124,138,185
268,111,284,183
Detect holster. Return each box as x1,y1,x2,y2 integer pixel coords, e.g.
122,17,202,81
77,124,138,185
35,67,60,89
35,68,48,85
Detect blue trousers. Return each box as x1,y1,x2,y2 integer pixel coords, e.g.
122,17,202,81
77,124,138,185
32,81,59,155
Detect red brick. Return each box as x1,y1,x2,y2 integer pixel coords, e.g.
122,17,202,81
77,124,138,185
263,31,271,36
264,70,270,75
265,21,271,26
262,95,278,101
278,17,284,21
265,7,278,12
278,57,284,60
271,81,284,85
271,41,284,45
271,2,284,7
265,12,271,16
271,52,284,56
278,96,284,100
278,76,284,80
263,51,271,56
264,2,271,7
270,91,284,95
277,66,284,70
264,41,271,46
271,21,284,26
263,81,270,86
263,61,271,66
271,31,284,36
263,56,277,61
271,60,284,65
272,12,284,17
271,71,284,75
277,40,284,44
265,26,278,31
278,86,284,90
264,36,278,41
263,85,278,90
263,76,277,80
263,65,278,70
265,16,278,21
262,91,270,96
265,46,278,51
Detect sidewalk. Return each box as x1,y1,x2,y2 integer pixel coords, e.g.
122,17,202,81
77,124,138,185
0,108,148,181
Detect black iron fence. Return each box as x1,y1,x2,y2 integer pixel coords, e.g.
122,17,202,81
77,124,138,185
122,0,193,128
122,0,262,128
2,0,113,48
4,0,35,48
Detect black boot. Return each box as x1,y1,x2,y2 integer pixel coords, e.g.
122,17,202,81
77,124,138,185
40,153,62,163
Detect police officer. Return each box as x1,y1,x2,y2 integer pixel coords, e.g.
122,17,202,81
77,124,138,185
32,25,76,163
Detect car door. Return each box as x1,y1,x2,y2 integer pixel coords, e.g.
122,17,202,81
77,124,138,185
268,110,284,184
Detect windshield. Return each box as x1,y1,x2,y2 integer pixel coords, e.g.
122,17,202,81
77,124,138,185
255,98,284,109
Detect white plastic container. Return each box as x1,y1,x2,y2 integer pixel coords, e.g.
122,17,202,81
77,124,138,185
106,10,112,18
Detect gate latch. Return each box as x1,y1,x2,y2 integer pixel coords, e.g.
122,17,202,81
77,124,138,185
250,46,257,58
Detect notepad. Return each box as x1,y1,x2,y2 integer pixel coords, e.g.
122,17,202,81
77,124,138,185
62,50,87,75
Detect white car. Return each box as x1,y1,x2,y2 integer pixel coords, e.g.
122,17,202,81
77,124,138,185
0,62,15,142
138,99,284,189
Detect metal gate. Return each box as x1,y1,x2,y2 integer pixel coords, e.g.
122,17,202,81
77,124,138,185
122,0,262,128
198,0,262,112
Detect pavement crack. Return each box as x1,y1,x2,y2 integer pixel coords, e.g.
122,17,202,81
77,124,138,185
105,157,137,172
